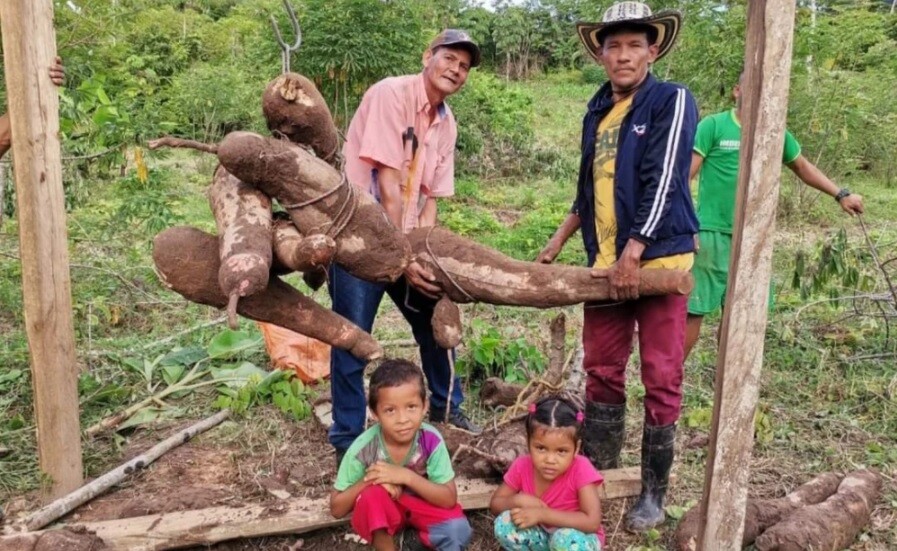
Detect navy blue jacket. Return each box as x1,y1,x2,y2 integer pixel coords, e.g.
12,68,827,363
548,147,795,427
573,73,699,266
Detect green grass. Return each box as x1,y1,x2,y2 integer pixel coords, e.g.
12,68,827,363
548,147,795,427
0,73,895,549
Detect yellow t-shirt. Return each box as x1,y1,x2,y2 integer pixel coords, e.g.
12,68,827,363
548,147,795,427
593,96,693,271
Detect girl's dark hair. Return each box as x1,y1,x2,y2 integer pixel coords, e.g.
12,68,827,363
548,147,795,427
368,359,427,412
525,396,583,443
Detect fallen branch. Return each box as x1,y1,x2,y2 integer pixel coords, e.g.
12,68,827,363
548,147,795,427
545,312,566,386
0,471,641,550
20,410,231,532
858,214,897,309
138,316,227,351
85,357,217,437
450,443,503,467
147,137,218,155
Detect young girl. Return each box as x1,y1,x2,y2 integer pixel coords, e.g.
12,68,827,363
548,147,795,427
490,397,605,550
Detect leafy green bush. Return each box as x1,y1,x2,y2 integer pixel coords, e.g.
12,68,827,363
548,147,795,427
457,319,546,384
790,228,878,301
163,62,266,141
581,64,604,84
451,72,535,176
787,69,897,182
296,0,425,125
115,169,184,236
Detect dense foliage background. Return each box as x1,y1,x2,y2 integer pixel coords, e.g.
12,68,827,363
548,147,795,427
0,0,891,185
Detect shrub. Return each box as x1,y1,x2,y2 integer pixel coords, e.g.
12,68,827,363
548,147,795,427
581,64,605,84
450,72,535,176
163,62,266,141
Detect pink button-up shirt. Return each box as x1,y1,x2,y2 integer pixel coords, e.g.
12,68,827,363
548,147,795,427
343,73,457,232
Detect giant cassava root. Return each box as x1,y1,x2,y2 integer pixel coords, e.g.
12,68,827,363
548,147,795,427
431,296,462,349
153,226,381,360
672,472,842,550
271,217,336,274
407,226,693,307
216,131,410,283
208,165,273,329
754,470,881,551
262,73,340,166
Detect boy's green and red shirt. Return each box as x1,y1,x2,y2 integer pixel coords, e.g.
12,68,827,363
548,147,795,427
334,422,455,492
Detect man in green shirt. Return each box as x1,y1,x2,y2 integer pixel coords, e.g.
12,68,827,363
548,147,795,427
684,74,865,360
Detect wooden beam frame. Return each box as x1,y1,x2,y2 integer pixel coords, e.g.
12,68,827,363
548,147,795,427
695,0,797,548
0,0,82,498
0,468,644,550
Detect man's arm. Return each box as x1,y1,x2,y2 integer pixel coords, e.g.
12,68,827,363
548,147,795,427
689,151,704,182
376,165,405,229
630,87,698,244
0,57,64,160
536,212,581,264
601,238,646,301
606,87,698,300
418,196,437,227
376,165,442,297
786,155,864,215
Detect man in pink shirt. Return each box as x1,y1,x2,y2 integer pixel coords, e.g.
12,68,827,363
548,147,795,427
329,30,482,463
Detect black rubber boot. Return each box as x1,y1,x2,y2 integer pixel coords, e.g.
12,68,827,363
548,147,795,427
582,402,626,470
625,423,676,533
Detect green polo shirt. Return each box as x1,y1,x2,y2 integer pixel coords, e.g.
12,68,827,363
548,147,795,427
693,109,802,234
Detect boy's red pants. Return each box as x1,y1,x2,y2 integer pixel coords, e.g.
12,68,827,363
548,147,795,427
351,484,472,550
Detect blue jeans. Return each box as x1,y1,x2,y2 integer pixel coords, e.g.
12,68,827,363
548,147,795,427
328,264,464,451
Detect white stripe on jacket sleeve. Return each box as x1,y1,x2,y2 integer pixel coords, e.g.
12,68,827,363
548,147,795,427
640,88,686,238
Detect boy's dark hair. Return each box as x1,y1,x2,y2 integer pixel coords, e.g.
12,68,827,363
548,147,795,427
368,358,427,412
598,23,658,47
525,396,583,442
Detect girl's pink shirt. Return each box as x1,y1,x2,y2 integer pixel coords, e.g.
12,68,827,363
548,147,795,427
503,454,606,545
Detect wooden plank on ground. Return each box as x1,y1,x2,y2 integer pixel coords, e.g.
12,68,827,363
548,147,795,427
695,0,797,549
0,0,82,499
1,469,643,550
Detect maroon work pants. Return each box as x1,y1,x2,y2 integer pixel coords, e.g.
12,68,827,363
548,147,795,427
582,294,687,426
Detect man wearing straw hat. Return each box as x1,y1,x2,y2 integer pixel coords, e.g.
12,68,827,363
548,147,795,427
537,2,698,532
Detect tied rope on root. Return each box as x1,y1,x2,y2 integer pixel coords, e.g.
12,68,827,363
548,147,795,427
496,348,580,426
422,226,623,300
280,171,359,240
424,226,476,302
423,227,586,425
422,227,471,425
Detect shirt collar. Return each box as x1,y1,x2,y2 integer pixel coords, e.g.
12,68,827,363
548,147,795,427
415,73,447,121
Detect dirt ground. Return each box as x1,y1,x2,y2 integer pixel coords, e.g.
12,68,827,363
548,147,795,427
3,407,893,551
3,330,893,551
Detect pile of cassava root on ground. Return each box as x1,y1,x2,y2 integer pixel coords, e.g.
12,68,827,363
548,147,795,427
149,71,693,360
672,469,882,551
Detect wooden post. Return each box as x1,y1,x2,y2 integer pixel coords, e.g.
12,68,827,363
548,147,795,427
0,0,83,498
695,0,796,549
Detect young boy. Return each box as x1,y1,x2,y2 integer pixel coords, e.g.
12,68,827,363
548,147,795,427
330,359,472,551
